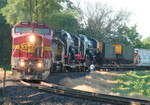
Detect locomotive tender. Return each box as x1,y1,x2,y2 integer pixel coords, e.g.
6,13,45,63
11,22,150,80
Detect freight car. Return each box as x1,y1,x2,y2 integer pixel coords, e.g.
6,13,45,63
11,22,52,80
112,42,134,64
95,41,116,65
134,49,150,70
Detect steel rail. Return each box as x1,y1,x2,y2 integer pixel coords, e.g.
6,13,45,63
20,80,150,105
41,82,150,105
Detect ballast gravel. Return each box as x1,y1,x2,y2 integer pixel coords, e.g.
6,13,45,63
0,78,108,105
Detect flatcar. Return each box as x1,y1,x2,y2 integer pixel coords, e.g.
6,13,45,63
11,22,52,80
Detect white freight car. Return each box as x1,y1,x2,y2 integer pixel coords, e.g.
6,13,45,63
134,49,150,66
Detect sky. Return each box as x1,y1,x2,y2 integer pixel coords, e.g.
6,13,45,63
71,0,150,39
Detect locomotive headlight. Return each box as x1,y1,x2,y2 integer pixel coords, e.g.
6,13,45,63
29,35,35,42
37,62,43,68
19,61,25,67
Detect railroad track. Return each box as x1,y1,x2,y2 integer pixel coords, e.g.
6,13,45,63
20,80,150,105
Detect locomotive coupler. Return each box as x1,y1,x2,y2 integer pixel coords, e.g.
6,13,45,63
27,62,35,73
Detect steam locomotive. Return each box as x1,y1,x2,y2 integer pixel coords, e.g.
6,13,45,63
51,30,135,73
11,22,150,80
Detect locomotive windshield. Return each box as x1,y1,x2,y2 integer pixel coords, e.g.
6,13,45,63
34,28,50,35
15,27,32,33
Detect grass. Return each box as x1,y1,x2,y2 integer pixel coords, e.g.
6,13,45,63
112,70,150,97
0,70,11,73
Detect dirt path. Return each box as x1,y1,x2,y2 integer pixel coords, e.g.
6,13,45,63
47,70,149,99
48,71,128,94
0,72,12,81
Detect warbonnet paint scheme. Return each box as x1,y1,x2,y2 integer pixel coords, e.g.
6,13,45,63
11,22,52,80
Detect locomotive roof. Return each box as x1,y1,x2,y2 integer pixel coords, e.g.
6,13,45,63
14,22,51,28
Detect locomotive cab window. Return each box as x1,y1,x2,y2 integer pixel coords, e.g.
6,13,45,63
34,28,50,35
15,27,32,33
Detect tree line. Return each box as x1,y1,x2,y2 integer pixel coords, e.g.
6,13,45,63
0,0,150,65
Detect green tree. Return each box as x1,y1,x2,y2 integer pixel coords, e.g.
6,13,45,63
79,2,131,41
1,0,80,33
0,0,11,65
0,0,80,65
140,36,150,49
50,10,79,33
112,24,142,47
1,0,63,25
116,24,150,49
143,36,150,43
0,0,7,8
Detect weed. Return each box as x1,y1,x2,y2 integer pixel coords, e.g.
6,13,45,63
113,70,150,97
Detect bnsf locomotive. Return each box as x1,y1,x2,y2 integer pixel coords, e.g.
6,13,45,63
11,22,150,80
11,22,52,80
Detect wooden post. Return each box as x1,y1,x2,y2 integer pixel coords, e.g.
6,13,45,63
3,67,6,98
